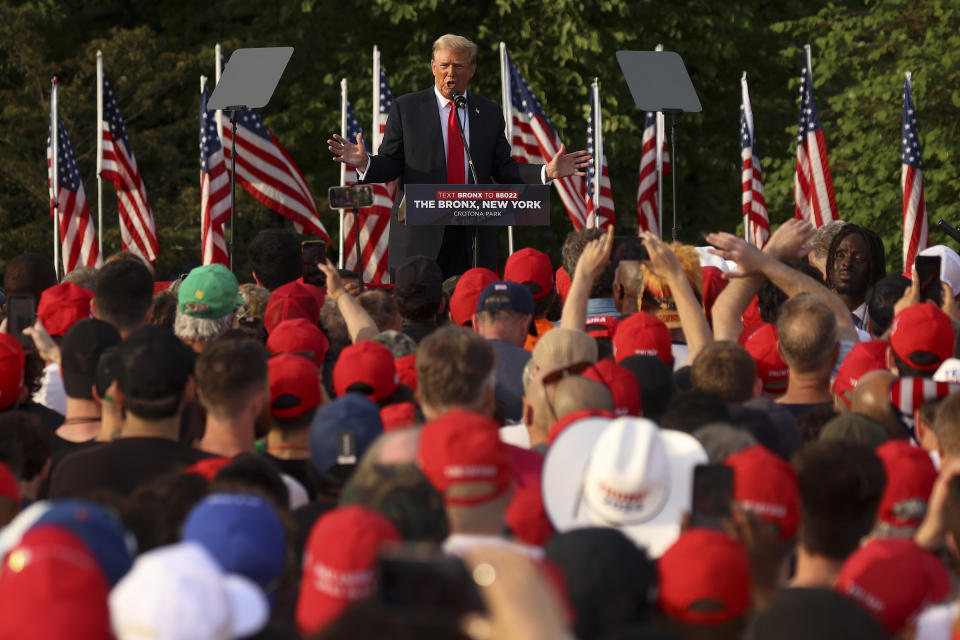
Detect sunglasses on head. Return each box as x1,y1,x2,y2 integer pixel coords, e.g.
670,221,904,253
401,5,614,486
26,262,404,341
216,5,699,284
541,361,592,385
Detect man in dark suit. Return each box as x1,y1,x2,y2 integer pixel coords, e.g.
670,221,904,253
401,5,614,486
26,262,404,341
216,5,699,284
329,34,590,277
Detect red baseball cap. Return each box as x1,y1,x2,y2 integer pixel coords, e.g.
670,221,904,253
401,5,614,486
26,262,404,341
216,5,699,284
724,444,799,540
417,409,513,505
0,524,112,640
738,323,789,395
379,401,417,432
700,266,729,323
264,281,322,335
267,318,330,367
889,303,955,372
657,528,751,625
836,537,950,634
505,248,553,300
394,353,417,392
547,408,615,445
833,340,889,407
505,478,554,547
450,267,498,326
37,282,93,337
296,506,401,635
583,360,642,416
555,266,572,302
585,315,621,340
333,341,398,402
0,334,25,412
875,440,937,532
0,462,19,508
268,353,322,419
741,297,763,329
612,311,672,366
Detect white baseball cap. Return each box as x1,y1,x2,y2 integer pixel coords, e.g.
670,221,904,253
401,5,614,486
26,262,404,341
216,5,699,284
542,416,707,557
110,541,269,640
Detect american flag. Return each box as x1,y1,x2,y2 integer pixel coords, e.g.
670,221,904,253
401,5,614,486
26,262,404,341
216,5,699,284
199,78,230,266
740,74,770,249
505,51,588,229
343,67,396,284
100,74,158,264
794,46,838,228
47,114,101,273
636,111,670,235
219,56,330,243
584,85,614,229
902,73,927,275
890,377,959,436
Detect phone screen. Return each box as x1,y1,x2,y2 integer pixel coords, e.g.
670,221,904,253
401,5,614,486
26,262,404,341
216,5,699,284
690,464,733,531
301,241,327,288
6,294,36,350
915,255,942,306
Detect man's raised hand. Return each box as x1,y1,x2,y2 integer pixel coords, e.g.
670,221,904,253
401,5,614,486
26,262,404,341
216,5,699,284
327,132,368,172
545,143,591,181
763,218,815,262
705,231,767,279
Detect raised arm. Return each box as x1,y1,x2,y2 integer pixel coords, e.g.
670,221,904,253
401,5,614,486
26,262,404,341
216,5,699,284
560,225,614,331
317,261,379,343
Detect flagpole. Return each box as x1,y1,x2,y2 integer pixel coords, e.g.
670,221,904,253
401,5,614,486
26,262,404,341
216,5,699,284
214,44,224,140
372,46,381,154
655,44,665,239
51,77,61,280
338,78,347,269
804,44,813,85
591,78,602,229
95,51,104,259
500,42,515,255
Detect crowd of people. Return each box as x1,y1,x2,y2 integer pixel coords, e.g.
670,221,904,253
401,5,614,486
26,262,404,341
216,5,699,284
1,217,960,640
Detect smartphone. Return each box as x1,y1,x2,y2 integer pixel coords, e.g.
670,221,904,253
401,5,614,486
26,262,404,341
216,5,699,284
690,464,734,531
915,255,943,306
328,185,374,209
301,240,328,288
379,542,485,615
6,294,36,350
613,235,649,262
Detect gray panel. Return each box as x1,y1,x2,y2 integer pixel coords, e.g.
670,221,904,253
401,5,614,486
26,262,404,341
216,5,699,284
616,50,702,113
208,47,294,110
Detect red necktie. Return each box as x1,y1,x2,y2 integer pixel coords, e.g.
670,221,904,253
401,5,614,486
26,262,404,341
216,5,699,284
446,100,465,184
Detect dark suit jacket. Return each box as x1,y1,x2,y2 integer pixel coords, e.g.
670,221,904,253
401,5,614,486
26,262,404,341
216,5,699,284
362,88,543,272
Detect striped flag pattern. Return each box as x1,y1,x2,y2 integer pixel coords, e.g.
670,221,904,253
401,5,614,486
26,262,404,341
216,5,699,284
219,57,330,243
505,52,588,229
902,73,928,275
584,87,614,229
199,79,230,266
890,377,959,435
343,68,396,284
100,74,158,264
740,74,770,248
48,117,101,272
636,111,671,235
794,47,838,228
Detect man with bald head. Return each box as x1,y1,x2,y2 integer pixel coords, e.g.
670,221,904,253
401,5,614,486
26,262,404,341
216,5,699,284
522,372,613,452
848,370,905,440
775,294,839,419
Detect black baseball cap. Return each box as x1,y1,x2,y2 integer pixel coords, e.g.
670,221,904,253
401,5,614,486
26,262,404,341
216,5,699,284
61,319,121,399
394,256,443,303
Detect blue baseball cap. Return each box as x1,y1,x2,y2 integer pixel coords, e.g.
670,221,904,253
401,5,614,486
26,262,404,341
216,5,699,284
181,493,286,597
32,498,136,586
309,393,383,484
476,280,534,315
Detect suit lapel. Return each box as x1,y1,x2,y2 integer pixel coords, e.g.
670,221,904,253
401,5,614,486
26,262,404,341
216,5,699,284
419,89,446,181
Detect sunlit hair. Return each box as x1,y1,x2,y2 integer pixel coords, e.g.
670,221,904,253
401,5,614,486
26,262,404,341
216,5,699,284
432,34,478,64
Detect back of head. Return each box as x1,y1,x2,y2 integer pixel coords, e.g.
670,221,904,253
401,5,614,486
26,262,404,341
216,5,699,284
793,440,886,559
60,319,121,399
195,338,269,419
562,228,615,298
118,325,195,420
750,587,887,640
934,390,960,460
848,370,903,439
95,257,154,334
619,355,674,421
358,289,401,332
550,375,615,419
3,253,57,301
690,342,756,403
777,294,837,374
247,228,301,291
865,274,910,338
417,326,494,414
394,256,444,322
660,389,731,433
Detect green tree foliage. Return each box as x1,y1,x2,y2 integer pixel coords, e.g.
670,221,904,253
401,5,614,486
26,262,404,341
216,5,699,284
0,0,955,278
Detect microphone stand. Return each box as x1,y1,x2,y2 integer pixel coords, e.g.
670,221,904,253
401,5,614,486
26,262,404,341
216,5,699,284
451,90,479,268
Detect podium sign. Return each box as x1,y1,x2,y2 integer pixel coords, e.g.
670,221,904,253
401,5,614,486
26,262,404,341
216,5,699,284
405,184,550,226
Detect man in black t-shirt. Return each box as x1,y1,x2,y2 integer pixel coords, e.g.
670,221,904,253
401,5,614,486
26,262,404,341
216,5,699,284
49,325,210,498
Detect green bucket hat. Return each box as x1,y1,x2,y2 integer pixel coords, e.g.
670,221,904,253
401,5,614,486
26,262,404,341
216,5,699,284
178,264,241,319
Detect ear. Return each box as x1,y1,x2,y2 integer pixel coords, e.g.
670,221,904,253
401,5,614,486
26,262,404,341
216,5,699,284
471,314,481,333
522,397,534,427
111,382,125,408
90,297,99,319
885,345,899,375
251,271,263,287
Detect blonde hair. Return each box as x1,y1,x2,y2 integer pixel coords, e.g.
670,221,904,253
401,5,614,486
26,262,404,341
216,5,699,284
432,34,478,64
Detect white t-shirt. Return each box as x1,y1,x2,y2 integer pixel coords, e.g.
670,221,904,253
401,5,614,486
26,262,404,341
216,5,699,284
32,363,66,416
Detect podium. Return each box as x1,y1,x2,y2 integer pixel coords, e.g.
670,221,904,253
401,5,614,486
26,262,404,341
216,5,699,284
405,184,551,227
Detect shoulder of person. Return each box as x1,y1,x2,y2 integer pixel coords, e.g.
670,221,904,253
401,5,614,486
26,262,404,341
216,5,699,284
466,91,499,113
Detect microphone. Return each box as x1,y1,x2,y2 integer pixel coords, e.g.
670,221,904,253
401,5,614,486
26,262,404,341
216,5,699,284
450,89,467,108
